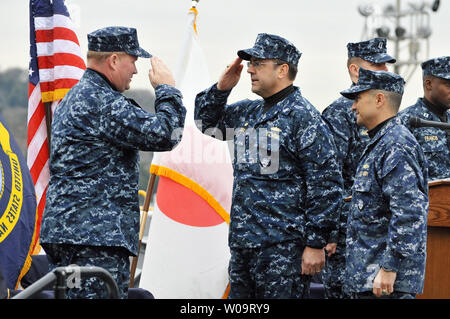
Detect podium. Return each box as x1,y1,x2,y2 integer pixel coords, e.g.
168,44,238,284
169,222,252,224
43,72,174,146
417,179,450,299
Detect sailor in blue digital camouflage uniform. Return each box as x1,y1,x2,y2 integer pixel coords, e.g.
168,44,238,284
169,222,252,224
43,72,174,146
320,38,396,299
398,56,450,180
341,68,428,299
194,33,343,298
40,26,186,299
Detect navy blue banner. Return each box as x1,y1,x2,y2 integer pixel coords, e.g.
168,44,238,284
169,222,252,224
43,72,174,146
0,113,37,289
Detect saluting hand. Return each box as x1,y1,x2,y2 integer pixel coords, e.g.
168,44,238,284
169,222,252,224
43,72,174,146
148,56,176,88
217,57,243,91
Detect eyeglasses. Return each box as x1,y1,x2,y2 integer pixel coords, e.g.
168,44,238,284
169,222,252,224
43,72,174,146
247,60,284,68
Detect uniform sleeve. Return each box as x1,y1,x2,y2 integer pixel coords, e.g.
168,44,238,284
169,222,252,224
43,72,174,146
322,104,353,243
194,83,253,140
100,84,186,152
380,145,428,272
322,104,353,173
296,117,344,248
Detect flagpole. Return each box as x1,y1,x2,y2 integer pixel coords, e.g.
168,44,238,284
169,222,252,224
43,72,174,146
129,173,157,288
44,102,52,151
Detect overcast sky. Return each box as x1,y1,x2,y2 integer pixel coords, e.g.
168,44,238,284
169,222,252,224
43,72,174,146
0,0,448,111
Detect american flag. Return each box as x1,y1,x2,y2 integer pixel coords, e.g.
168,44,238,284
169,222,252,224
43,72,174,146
28,0,85,252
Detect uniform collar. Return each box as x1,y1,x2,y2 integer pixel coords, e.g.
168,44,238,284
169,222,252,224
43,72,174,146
263,84,295,113
86,68,119,92
363,116,398,153
415,98,446,122
368,116,395,139
256,86,300,125
422,97,448,122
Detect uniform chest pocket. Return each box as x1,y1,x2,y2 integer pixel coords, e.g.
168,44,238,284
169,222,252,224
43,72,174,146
352,178,372,213
353,178,372,192
233,127,262,175
418,130,446,154
258,129,283,175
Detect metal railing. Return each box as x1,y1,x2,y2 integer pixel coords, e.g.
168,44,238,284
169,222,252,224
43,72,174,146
12,265,119,299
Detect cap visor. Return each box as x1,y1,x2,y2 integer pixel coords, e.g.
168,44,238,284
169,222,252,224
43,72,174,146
340,85,372,99
433,74,450,80
127,47,152,58
365,53,396,64
237,48,263,61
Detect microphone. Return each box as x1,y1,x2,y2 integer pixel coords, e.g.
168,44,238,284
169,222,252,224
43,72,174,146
409,117,450,131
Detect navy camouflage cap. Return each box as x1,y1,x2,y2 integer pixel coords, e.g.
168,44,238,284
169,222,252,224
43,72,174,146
340,68,405,99
421,56,450,80
237,33,301,66
347,38,396,64
87,26,151,58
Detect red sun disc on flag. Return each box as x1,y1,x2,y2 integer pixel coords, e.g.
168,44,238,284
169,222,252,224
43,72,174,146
156,176,225,227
